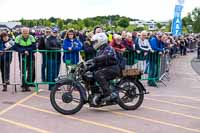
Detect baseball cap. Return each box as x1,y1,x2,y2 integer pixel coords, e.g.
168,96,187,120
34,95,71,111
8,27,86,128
51,27,59,33
45,27,51,31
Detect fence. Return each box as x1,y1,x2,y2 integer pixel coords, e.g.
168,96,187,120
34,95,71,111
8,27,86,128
0,50,170,93
0,51,22,93
187,40,198,52
158,52,170,86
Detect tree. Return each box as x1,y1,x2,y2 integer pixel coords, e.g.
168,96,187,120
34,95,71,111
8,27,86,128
118,18,129,28
156,23,162,29
76,20,84,30
83,18,99,28
83,18,92,27
191,8,200,33
182,15,191,27
64,19,73,25
20,18,25,25
29,21,34,27
182,8,200,33
49,17,57,23
44,19,51,27
135,27,144,31
17,15,136,30
57,19,64,30
182,14,193,32
126,25,136,32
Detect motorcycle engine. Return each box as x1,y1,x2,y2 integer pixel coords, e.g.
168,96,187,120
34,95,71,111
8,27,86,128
88,94,101,107
83,71,95,82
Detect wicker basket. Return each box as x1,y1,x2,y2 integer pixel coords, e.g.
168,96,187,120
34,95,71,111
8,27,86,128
122,68,143,76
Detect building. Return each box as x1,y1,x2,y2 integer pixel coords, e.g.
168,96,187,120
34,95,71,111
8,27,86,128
0,22,22,29
130,19,170,31
130,20,157,31
0,24,9,31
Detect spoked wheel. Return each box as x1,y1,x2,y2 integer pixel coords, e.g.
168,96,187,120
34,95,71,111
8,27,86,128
117,79,144,110
50,81,84,115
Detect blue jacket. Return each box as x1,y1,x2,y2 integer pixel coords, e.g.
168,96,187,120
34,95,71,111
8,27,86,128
0,40,14,61
149,37,164,52
63,38,82,64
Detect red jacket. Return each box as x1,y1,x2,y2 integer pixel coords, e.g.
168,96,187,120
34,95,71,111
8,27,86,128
109,39,126,52
124,39,134,51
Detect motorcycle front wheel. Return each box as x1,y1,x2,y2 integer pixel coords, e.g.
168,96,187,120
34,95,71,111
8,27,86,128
50,80,84,115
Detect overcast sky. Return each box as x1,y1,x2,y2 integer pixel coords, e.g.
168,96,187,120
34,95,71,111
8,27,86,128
0,0,199,22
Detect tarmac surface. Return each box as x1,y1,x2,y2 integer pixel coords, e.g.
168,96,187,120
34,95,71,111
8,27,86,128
0,52,200,133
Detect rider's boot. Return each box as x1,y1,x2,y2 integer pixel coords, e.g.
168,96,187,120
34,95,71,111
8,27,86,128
102,89,118,102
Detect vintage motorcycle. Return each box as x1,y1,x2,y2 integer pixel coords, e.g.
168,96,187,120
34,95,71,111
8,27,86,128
50,61,149,115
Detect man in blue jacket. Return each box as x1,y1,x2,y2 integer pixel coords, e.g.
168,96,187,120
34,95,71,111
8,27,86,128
14,27,36,92
148,32,164,86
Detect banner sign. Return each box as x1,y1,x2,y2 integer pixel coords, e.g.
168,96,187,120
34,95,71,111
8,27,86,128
171,0,185,36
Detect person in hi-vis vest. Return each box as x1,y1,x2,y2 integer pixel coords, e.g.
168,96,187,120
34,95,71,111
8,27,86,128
14,27,36,92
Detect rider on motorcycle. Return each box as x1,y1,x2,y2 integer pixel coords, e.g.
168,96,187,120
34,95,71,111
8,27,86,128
86,33,121,100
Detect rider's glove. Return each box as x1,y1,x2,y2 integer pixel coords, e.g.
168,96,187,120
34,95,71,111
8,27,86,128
85,59,96,71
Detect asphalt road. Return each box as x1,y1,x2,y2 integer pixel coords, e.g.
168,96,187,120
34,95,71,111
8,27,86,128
0,52,200,133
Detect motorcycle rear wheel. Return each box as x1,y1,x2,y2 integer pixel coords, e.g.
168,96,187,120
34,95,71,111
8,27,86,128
117,79,144,110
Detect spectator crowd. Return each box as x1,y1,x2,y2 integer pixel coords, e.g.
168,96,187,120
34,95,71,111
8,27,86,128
0,26,200,92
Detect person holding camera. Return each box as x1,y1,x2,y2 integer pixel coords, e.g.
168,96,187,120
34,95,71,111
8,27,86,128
0,32,14,91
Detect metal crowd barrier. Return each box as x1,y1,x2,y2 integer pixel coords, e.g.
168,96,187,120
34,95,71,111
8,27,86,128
124,51,161,81
158,52,170,86
23,50,67,93
0,51,22,93
187,41,197,52
0,50,169,93
24,50,164,92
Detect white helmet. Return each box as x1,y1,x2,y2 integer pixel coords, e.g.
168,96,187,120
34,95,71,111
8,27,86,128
91,33,108,50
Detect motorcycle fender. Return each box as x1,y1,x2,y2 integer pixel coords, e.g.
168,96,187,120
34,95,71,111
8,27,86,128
56,78,88,103
135,79,148,93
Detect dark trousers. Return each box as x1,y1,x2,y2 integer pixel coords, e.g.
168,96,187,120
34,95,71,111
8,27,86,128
19,54,35,87
0,59,11,83
41,53,47,81
148,53,159,84
94,65,120,95
180,45,186,56
47,58,61,90
148,61,159,80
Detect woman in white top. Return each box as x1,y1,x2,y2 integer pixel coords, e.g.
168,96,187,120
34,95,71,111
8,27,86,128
136,31,153,73
137,31,153,53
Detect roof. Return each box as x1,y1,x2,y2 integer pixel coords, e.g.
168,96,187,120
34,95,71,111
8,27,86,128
0,22,21,29
0,24,9,28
